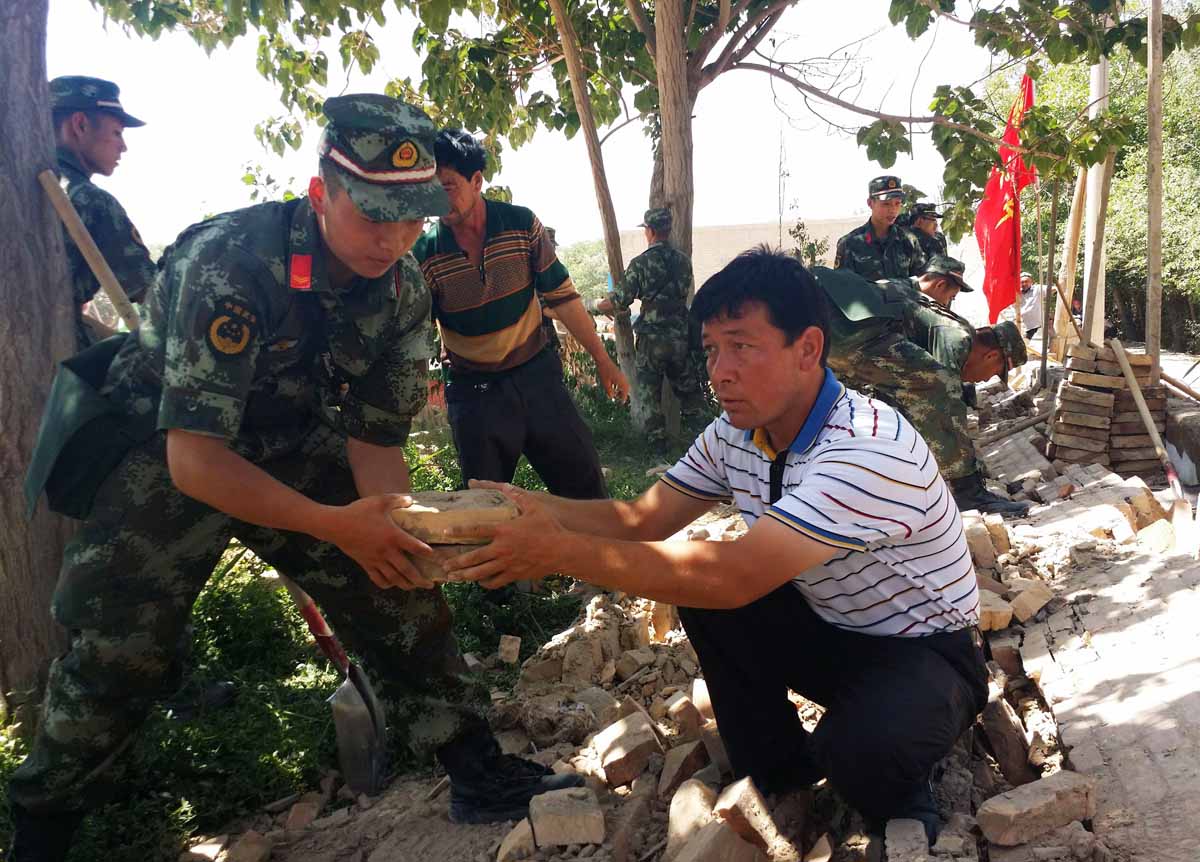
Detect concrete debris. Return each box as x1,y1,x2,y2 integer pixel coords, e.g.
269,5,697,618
666,778,718,861
713,777,800,861
977,770,1096,846
673,819,768,862
979,592,1014,631
529,786,606,847
659,740,710,800
593,712,664,787
883,819,928,861
497,818,536,861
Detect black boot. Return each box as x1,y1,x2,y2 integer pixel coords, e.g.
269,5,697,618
6,802,83,862
950,472,1031,519
437,727,585,824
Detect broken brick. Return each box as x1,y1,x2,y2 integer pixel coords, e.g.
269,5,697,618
977,771,1096,846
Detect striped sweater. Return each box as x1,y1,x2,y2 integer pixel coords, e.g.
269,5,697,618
412,199,578,374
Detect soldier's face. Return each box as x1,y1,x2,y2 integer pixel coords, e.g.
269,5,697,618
437,167,483,226
922,276,959,308
310,178,424,279
76,112,127,176
962,341,1006,383
914,216,937,237
702,301,824,433
867,196,903,227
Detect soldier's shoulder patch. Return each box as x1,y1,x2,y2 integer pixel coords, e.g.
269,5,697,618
207,300,258,359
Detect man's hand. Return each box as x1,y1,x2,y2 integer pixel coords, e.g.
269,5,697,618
597,356,630,402
443,486,568,589
319,494,437,591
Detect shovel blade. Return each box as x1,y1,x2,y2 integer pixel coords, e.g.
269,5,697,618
329,673,388,796
1170,499,1195,554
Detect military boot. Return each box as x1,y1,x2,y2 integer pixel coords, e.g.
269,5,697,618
436,727,585,824
950,472,1031,519
5,802,83,862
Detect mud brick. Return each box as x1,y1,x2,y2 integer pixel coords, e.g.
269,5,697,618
1051,422,1108,442
1048,432,1107,453
1109,446,1159,461
1111,434,1155,448
1110,419,1165,435
1055,398,1112,418
1116,396,1167,413
1057,411,1110,429
977,771,1096,846
1066,344,1097,361
1057,382,1114,407
1065,356,1096,372
1068,371,1125,390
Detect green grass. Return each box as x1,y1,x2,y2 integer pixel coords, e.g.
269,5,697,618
0,370,679,861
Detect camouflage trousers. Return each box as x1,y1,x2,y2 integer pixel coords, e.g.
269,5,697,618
9,424,484,815
632,331,706,441
828,329,977,481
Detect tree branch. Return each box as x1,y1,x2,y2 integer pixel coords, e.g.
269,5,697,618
730,60,1063,161
624,0,656,59
692,0,754,69
698,0,792,88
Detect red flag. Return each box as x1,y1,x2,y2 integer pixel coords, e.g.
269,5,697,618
975,75,1037,324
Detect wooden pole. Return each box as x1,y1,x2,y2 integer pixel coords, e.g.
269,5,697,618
1146,0,1164,383
37,169,141,331
1081,149,1116,345
1039,180,1059,391
1052,169,1087,356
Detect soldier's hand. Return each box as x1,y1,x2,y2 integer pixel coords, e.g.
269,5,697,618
598,358,630,402
326,495,437,591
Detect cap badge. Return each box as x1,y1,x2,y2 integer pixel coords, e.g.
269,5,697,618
392,141,419,169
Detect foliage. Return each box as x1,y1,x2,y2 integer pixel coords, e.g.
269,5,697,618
788,218,830,268
558,239,611,299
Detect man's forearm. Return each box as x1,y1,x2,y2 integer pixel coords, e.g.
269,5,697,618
555,297,615,365
347,437,412,498
535,493,658,540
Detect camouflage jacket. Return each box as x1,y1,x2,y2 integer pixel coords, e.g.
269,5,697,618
611,242,693,335
833,219,927,282
914,229,948,260
56,147,157,308
900,286,974,375
102,197,435,461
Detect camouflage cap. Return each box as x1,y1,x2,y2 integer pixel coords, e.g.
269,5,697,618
924,255,973,293
640,207,672,231
991,320,1027,388
910,202,943,219
545,226,558,247
318,94,449,222
49,76,144,127
868,175,904,200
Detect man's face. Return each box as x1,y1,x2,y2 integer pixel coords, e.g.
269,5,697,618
310,177,424,279
867,196,903,228
75,112,127,176
961,338,1006,383
702,301,823,430
1021,276,1033,291
913,215,938,237
921,275,960,308
436,166,483,227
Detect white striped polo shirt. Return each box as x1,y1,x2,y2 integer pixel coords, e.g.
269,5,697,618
662,368,979,637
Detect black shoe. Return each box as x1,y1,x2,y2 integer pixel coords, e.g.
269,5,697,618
437,729,586,824
951,472,1032,519
6,803,83,862
164,679,237,722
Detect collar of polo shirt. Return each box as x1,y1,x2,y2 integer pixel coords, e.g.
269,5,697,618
746,368,845,459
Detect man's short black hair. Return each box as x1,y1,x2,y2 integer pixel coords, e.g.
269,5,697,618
434,129,487,179
691,245,831,365
51,107,103,137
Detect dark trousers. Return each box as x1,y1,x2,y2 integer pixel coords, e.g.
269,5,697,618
679,585,987,822
445,348,607,499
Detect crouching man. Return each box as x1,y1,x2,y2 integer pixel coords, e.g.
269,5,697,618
445,248,988,841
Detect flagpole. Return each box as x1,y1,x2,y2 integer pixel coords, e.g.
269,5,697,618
1147,0,1163,382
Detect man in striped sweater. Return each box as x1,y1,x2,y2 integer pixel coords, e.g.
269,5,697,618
445,248,989,843
413,131,628,498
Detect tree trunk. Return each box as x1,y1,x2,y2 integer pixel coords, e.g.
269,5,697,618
655,0,695,259
546,0,639,418
648,139,665,209
0,0,74,720
1052,169,1087,356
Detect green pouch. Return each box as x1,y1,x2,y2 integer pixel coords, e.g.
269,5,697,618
24,333,155,520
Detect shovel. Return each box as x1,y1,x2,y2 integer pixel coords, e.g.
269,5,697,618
281,577,389,795
1109,339,1194,552
40,167,390,793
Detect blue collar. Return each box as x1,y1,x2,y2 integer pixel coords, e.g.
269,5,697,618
746,368,844,457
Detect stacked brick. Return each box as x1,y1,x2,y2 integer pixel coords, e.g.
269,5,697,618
1050,344,1163,475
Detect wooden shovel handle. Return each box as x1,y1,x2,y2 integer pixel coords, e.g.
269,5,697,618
38,169,141,331
1110,339,1185,501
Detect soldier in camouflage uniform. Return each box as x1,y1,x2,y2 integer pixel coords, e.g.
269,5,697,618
906,201,949,260
9,95,581,862
834,175,927,281
50,76,157,348
918,254,973,310
589,207,705,444
813,266,1030,518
